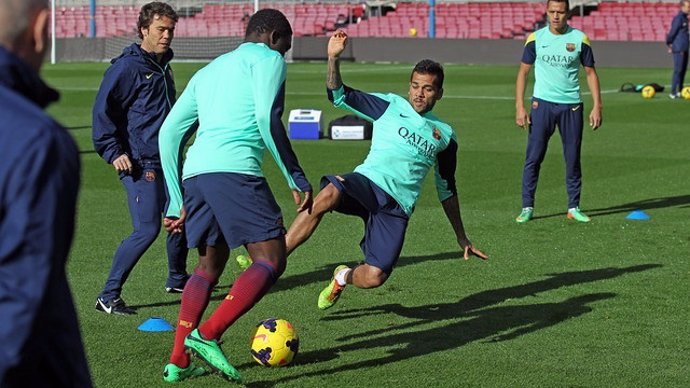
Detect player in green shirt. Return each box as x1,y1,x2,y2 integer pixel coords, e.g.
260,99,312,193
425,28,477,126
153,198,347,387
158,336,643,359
515,0,602,223
311,30,487,309
158,9,312,383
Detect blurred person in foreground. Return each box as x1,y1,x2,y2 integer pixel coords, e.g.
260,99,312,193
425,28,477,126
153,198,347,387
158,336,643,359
92,1,190,316
514,0,602,223
159,9,312,383
0,0,91,386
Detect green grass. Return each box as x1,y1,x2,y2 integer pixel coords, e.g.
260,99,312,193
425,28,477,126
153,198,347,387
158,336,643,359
43,61,690,387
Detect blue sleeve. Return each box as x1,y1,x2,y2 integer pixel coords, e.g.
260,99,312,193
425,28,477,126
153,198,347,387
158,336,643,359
0,124,80,378
434,137,458,201
327,84,390,121
91,63,136,164
580,38,595,68
521,38,536,65
667,14,681,45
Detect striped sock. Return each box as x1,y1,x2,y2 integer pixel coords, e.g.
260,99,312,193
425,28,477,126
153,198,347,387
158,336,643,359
169,269,216,367
199,260,277,340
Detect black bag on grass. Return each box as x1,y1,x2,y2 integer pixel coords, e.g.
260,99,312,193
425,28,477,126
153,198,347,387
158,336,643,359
328,115,373,140
620,82,665,93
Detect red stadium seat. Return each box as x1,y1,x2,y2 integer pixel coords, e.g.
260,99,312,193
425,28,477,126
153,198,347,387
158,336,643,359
52,1,666,41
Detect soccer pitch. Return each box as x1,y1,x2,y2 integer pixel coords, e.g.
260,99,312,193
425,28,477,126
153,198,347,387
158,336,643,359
45,61,690,387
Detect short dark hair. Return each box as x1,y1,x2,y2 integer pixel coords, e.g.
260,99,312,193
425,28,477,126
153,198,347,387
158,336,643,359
137,2,178,39
547,0,570,11
245,9,292,40
412,59,444,90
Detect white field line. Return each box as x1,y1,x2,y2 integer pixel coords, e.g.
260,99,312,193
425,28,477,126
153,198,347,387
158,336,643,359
58,87,622,98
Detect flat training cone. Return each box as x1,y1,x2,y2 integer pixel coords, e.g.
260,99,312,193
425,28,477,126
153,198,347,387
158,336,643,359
626,210,650,221
138,317,174,332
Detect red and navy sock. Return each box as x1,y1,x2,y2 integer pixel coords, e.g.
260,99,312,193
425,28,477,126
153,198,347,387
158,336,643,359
169,268,216,367
199,259,278,340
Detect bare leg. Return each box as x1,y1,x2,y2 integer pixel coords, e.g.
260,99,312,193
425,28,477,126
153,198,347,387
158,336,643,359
285,183,341,256
196,243,229,279
246,237,287,276
348,264,388,289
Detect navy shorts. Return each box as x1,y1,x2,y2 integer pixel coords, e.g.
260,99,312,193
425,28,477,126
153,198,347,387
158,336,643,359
322,172,409,275
182,172,285,249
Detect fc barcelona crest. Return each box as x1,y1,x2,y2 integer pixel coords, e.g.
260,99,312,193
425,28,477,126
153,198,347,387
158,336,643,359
145,170,156,182
432,128,441,140
565,43,576,52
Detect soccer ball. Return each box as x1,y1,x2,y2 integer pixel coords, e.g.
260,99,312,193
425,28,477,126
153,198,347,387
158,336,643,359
250,318,299,367
681,86,690,100
641,85,655,99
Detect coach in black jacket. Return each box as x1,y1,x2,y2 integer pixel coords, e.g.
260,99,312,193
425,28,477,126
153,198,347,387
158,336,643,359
92,2,190,315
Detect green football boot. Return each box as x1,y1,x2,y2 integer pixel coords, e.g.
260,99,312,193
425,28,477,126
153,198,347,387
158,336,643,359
163,362,206,383
567,207,591,223
235,254,253,271
515,207,534,223
184,329,242,383
317,265,349,310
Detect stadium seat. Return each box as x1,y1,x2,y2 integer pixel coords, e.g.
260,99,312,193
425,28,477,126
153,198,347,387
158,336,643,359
50,1,673,41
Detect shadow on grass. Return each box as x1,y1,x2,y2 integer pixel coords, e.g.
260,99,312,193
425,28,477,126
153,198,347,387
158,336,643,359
271,251,461,294
130,251,463,309
531,194,690,220
245,263,660,387
587,194,690,216
128,284,231,309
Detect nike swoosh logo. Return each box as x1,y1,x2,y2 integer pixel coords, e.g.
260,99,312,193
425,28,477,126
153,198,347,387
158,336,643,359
145,73,154,79
541,45,549,48
98,299,112,313
571,106,581,111
399,113,409,118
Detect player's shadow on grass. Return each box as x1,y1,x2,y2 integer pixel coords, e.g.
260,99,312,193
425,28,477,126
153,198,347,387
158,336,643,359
213,252,460,303
130,252,464,310
270,251,461,293
587,194,690,216
532,194,690,220
245,264,659,387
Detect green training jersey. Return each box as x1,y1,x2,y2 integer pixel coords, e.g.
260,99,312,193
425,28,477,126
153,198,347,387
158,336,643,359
159,42,311,218
522,26,596,104
328,85,459,215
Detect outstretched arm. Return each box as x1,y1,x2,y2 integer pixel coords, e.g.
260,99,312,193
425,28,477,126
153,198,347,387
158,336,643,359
435,139,487,261
441,195,488,261
327,30,347,89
